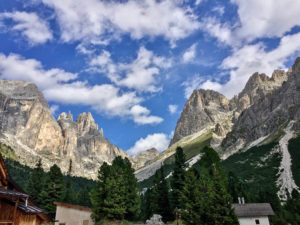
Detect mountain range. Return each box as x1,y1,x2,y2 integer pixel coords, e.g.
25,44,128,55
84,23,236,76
0,57,299,199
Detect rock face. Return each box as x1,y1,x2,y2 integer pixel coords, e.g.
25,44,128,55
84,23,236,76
170,90,232,146
222,59,300,149
170,58,296,154
131,148,159,170
0,79,128,179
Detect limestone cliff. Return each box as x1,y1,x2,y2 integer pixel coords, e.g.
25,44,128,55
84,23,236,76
170,62,290,150
131,148,159,170
0,79,128,179
222,58,300,150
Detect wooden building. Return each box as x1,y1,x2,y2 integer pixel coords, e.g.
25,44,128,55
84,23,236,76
0,153,51,225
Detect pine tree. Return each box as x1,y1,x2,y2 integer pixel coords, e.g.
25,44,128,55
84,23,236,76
180,147,239,225
26,159,44,206
123,158,140,220
208,165,239,225
157,166,172,222
171,146,187,209
179,168,204,225
39,164,64,218
62,160,76,204
90,157,139,222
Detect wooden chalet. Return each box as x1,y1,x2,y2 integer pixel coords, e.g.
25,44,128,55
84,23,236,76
0,153,51,225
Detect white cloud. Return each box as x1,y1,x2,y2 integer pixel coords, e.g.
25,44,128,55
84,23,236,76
0,53,77,89
0,53,163,125
212,6,225,16
200,1,300,47
182,43,197,63
199,17,233,46
232,0,300,42
41,0,199,45
0,11,52,45
181,74,205,99
127,133,169,156
50,104,59,115
195,0,203,5
168,104,178,114
90,46,172,93
199,32,300,97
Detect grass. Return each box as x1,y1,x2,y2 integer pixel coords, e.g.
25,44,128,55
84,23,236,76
138,133,212,190
222,141,281,199
288,135,300,187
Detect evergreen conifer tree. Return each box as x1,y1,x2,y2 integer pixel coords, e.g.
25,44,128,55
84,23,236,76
62,160,76,204
157,166,172,222
26,159,44,206
171,146,186,209
39,164,64,218
90,157,139,222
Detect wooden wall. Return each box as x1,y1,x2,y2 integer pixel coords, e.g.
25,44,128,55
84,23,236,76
0,200,42,225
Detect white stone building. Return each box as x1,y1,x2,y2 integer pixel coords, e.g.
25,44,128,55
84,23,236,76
54,202,94,225
233,203,275,225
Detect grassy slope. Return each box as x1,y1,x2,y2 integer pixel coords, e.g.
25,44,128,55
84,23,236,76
138,133,212,190
222,142,281,198
288,136,300,187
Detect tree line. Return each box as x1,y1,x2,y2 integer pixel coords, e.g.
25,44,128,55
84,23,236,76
25,146,300,224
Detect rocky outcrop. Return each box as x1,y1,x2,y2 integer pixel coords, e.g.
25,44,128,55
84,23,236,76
170,90,232,146
0,79,129,179
170,61,290,149
222,58,300,149
131,148,159,170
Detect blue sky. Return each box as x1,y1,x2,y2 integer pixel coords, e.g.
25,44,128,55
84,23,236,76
0,0,300,155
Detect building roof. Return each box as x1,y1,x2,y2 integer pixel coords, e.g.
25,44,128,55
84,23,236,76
4,198,44,214
233,203,275,217
54,202,92,212
0,187,29,198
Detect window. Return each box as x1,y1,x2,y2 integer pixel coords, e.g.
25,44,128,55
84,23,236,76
82,220,89,225
255,219,260,224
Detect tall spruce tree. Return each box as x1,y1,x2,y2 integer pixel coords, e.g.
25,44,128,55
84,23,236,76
39,164,64,218
180,147,239,225
90,157,139,222
62,160,76,204
26,159,44,206
171,146,187,209
157,166,172,222
179,168,204,225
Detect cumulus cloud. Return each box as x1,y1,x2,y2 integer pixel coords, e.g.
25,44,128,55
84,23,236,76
0,53,163,125
90,46,172,93
232,0,300,42
200,32,300,97
200,0,300,47
0,11,52,45
182,43,197,63
127,133,170,156
168,104,178,114
199,17,233,46
41,0,200,45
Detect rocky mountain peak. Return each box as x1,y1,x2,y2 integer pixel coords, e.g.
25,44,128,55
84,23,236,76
169,89,231,146
131,148,159,170
76,112,99,136
292,57,300,73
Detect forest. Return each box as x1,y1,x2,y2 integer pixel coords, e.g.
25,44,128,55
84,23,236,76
2,143,300,224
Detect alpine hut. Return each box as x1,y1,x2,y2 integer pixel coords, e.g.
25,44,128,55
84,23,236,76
0,152,51,225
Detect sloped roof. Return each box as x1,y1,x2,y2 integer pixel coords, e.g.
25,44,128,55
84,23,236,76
54,202,92,212
0,187,29,198
233,203,275,217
